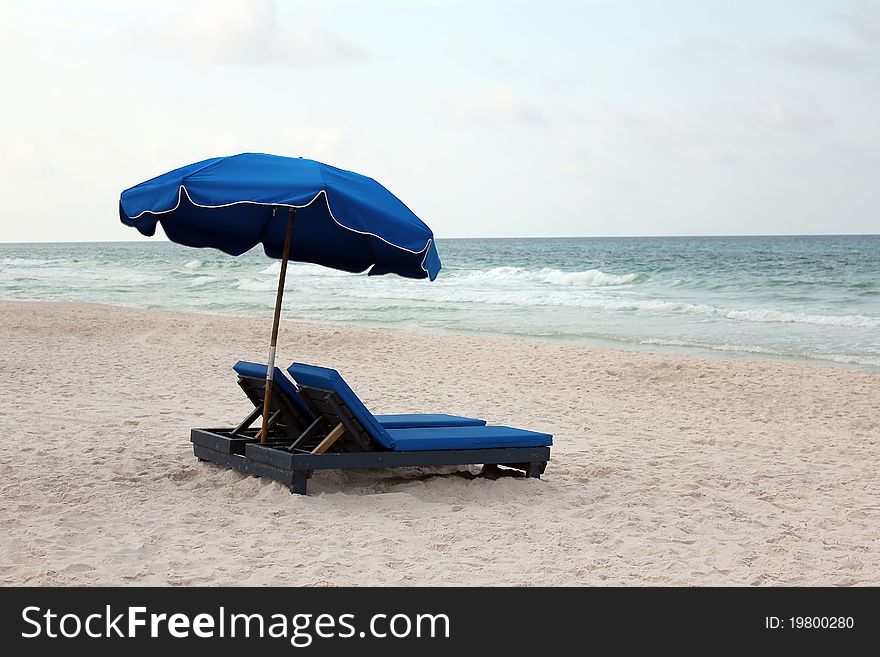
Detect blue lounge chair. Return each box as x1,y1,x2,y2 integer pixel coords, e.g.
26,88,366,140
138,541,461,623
231,360,487,432
191,362,551,495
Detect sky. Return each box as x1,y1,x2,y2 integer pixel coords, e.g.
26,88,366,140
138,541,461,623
1,0,879,241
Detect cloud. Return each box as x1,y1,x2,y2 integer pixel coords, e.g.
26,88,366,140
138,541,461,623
756,93,833,133
763,37,870,71
0,21,24,56
124,0,368,67
132,125,347,164
676,31,872,71
0,134,57,174
699,93,833,137
451,86,546,126
279,126,345,161
838,0,880,43
680,34,740,56
445,38,519,76
708,93,833,137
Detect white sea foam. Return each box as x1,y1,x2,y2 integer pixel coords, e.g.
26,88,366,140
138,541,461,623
114,272,166,284
0,266,164,284
1,238,877,371
724,309,880,328
318,282,719,315
259,262,356,277
0,258,51,267
236,278,278,292
188,276,219,287
460,266,639,287
541,268,639,286
314,281,880,329
588,298,717,314
638,338,880,368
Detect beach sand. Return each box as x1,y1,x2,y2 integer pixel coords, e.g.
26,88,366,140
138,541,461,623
1,299,878,586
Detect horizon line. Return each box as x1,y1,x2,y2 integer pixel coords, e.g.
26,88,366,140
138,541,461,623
1,232,879,245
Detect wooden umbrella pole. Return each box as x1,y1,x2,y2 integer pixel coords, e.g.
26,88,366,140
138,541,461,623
259,208,295,444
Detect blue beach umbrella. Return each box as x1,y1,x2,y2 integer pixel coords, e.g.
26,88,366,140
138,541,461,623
119,152,441,442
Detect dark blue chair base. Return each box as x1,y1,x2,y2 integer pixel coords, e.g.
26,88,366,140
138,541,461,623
191,428,549,495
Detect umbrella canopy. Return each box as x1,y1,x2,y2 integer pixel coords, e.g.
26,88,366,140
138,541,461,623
119,152,440,280
119,153,441,443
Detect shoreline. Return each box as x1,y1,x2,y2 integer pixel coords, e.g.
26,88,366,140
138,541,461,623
2,297,876,374
2,299,878,585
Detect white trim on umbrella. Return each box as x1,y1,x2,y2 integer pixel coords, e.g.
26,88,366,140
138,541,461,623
123,185,435,276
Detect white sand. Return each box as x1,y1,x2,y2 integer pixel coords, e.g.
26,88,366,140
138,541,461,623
1,300,878,586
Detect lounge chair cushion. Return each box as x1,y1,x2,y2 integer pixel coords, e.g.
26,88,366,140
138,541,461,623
387,425,553,451
374,413,486,429
289,362,552,452
237,361,487,432
289,362,397,449
233,360,314,421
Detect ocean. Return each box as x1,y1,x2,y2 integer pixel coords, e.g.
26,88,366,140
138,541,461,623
1,235,877,370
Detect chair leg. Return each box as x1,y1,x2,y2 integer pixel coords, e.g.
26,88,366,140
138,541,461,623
290,471,309,495
526,462,544,479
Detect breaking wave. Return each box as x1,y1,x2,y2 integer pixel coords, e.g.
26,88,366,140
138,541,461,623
460,266,640,287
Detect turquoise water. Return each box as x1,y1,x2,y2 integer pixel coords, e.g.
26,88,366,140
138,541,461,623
1,236,878,370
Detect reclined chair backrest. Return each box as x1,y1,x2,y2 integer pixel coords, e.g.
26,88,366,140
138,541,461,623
288,362,396,451
233,361,313,435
